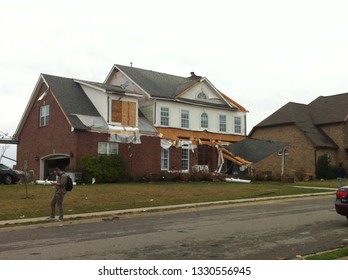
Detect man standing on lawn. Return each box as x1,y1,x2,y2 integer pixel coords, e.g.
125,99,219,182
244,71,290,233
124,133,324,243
49,167,68,221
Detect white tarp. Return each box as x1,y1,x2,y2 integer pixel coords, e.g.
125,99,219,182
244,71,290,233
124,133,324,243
160,139,173,150
74,114,108,130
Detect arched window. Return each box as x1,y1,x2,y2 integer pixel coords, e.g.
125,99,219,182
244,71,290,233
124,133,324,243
201,112,208,128
197,91,207,100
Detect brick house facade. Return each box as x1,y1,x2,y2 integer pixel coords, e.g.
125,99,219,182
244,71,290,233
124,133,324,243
249,94,348,179
15,65,248,181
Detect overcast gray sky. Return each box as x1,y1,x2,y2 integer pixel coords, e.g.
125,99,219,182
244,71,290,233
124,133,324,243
1,0,348,166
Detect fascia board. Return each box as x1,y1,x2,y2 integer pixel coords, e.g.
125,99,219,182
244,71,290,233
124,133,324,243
14,75,48,138
107,65,152,98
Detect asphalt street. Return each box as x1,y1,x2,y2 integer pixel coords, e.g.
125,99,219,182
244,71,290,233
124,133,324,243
0,194,347,260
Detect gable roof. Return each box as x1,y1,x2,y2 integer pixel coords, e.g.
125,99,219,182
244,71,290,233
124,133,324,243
112,64,197,99
251,97,342,148
15,73,156,138
309,93,348,125
41,74,102,130
109,64,247,111
226,138,289,163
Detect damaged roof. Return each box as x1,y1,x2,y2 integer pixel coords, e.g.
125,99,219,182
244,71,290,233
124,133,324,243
113,64,247,111
114,64,197,99
226,138,289,163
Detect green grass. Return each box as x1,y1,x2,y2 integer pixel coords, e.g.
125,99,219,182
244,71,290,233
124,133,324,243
305,247,348,260
0,180,334,221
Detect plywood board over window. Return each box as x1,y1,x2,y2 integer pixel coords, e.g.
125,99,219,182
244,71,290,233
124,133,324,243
112,100,136,126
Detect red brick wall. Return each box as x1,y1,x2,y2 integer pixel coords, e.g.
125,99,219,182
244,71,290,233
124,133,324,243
17,84,220,181
119,135,161,179
17,85,74,177
16,86,109,179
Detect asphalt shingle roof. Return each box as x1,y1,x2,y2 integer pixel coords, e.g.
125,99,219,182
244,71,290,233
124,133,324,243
42,74,103,130
226,138,289,163
252,93,348,149
115,64,202,99
309,93,348,124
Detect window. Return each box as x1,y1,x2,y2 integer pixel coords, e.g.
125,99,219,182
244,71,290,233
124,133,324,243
98,142,118,155
234,116,242,133
201,112,208,128
161,148,169,170
181,109,189,128
219,115,226,132
39,105,50,127
181,144,189,171
160,107,169,126
111,100,136,126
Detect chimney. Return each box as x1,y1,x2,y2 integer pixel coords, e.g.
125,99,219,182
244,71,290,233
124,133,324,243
188,72,202,80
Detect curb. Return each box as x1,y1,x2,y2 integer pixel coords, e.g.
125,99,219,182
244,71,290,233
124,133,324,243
0,190,335,227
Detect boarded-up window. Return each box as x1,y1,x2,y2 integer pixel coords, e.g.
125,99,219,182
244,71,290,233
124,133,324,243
112,100,136,126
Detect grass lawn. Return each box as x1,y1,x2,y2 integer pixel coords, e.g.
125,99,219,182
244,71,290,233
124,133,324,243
0,180,335,221
305,247,348,260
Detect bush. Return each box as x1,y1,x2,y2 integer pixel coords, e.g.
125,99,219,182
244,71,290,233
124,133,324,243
79,154,128,184
316,154,335,179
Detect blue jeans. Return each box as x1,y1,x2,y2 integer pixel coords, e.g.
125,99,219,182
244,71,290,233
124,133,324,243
338,177,344,188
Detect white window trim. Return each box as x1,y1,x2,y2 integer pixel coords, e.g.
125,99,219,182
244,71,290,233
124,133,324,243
219,114,227,132
181,144,190,171
160,107,169,126
200,112,209,129
98,142,119,155
39,104,50,127
181,109,190,129
161,148,170,170
234,116,242,134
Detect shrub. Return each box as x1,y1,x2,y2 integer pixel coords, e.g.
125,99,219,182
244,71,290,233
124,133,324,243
316,154,335,179
79,154,128,184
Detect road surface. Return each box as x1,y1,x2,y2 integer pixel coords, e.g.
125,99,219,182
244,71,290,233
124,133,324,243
0,195,347,259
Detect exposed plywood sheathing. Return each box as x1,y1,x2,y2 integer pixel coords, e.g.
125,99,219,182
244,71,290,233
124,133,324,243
156,127,246,145
112,100,136,126
218,147,252,166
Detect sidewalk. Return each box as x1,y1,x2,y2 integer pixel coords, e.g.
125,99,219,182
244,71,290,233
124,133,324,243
0,188,335,227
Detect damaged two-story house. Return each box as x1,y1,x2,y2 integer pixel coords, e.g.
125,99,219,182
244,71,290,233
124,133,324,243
14,64,249,181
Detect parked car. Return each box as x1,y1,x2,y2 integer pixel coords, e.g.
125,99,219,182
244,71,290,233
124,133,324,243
0,163,21,184
335,186,348,220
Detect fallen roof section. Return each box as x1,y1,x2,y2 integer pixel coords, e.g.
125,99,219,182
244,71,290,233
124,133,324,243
226,138,289,163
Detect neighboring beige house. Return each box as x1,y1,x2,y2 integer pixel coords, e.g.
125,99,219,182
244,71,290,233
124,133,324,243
249,93,348,179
